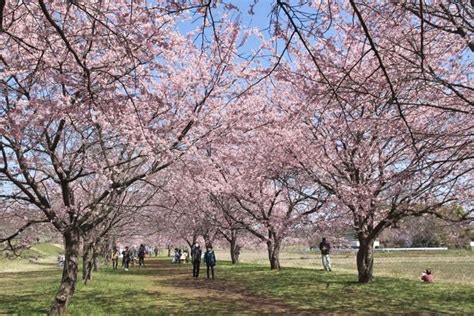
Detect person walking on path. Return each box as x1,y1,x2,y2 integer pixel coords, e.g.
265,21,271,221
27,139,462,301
204,245,216,279
123,246,131,271
192,242,202,278
154,246,159,257
111,246,120,270
138,244,146,267
319,237,332,272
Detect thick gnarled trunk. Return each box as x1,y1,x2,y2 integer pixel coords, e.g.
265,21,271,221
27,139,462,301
267,239,281,270
356,237,374,283
50,228,80,315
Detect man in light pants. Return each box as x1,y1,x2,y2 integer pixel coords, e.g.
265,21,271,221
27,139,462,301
319,237,332,271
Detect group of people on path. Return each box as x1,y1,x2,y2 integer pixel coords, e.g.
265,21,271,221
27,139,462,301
172,248,189,264
106,237,432,284
111,244,147,271
191,242,216,279
170,243,217,279
107,241,217,278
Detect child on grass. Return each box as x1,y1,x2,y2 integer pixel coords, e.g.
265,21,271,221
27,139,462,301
421,269,433,283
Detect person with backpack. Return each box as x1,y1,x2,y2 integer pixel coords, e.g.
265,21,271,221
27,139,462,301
172,248,179,263
138,244,146,267
204,245,217,279
319,237,332,272
191,242,202,278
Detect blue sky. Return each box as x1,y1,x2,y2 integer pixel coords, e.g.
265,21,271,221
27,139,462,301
175,1,276,57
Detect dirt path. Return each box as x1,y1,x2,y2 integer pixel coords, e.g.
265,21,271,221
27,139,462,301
145,259,308,315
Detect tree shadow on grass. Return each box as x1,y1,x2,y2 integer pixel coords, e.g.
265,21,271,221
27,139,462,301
0,271,59,314
102,267,190,278
71,287,288,315
152,261,312,315
2,258,472,315
260,270,474,314
0,293,52,314
160,279,309,315
0,268,59,280
178,263,474,315
115,261,474,314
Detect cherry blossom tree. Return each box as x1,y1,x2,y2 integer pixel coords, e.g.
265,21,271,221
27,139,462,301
0,200,54,255
267,1,473,282
225,175,327,270
0,2,471,308
198,86,330,270
81,182,161,282
208,193,245,264
0,1,243,313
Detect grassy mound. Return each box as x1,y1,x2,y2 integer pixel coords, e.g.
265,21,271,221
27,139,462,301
0,243,63,273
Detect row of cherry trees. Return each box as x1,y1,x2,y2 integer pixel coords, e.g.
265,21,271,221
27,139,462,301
0,0,245,313
1,1,472,314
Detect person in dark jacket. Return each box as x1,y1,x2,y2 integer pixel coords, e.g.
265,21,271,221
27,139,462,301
191,242,202,278
204,245,216,279
319,237,332,272
138,244,146,267
122,246,131,271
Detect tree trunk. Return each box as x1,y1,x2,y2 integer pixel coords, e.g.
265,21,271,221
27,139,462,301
234,245,240,263
92,243,99,272
356,237,374,283
230,238,237,264
188,236,198,262
167,244,171,257
49,228,80,315
229,231,240,264
82,241,93,281
267,240,281,270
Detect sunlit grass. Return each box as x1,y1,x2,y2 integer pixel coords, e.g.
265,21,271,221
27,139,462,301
215,248,474,284
217,262,474,314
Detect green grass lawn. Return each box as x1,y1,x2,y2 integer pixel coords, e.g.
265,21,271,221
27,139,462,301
0,248,473,314
218,248,474,284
